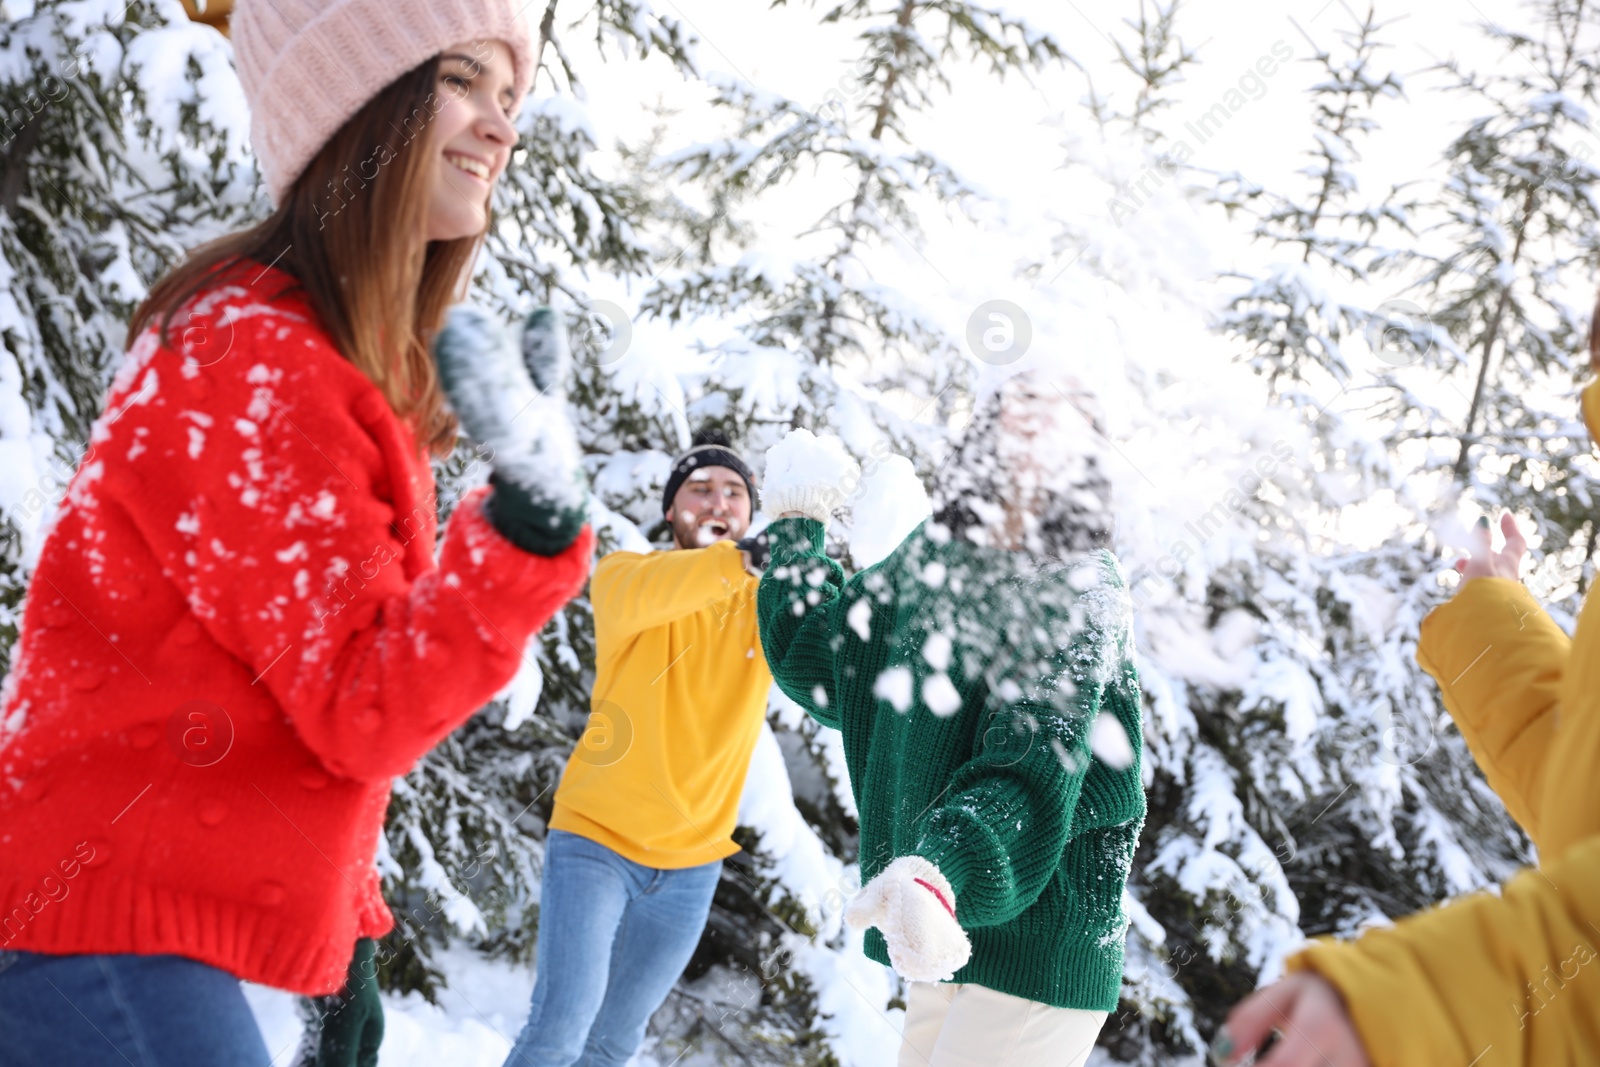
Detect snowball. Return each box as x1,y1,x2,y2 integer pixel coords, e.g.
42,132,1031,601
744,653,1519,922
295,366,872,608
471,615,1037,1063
847,598,872,641
1091,712,1135,769
922,673,962,716
921,632,951,671
499,653,545,732
873,666,913,712
1051,737,1086,775
763,428,858,511
847,453,931,567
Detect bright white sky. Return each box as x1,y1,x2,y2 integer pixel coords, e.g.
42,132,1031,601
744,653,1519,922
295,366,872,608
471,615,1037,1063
568,0,1538,237
555,0,1552,367
542,0,1579,555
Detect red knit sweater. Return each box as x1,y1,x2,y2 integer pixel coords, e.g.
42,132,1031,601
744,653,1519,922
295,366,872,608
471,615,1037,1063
0,263,593,995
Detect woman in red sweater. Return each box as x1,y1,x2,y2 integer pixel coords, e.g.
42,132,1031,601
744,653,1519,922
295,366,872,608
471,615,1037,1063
0,3,593,1064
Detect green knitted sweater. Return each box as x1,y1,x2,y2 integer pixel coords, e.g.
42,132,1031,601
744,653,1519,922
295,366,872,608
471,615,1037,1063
756,517,1145,1012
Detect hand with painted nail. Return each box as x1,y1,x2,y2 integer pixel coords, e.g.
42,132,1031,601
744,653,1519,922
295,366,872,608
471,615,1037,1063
1454,510,1527,586
1214,973,1371,1067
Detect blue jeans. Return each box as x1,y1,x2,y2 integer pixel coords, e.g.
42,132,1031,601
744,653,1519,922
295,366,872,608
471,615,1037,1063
503,829,722,1067
0,949,271,1067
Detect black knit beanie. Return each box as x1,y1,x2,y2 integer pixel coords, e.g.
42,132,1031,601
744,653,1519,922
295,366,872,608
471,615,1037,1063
661,428,758,516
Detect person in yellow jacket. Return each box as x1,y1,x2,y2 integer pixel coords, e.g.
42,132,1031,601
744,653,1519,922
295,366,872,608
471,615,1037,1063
503,428,773,1067
1215,366,1600,1067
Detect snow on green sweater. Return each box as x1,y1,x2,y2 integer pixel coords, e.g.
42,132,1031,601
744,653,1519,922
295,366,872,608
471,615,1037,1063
756,516,1145,1012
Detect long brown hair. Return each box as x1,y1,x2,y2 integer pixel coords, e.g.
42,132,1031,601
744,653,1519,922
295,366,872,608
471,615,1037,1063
130,55,481,456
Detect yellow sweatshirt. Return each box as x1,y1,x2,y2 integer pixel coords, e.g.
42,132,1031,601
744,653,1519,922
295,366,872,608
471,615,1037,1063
1286,377,1600,1066
549,539,773,868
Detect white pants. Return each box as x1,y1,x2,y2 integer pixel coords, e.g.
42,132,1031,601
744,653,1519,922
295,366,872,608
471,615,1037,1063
896,981,1108,1067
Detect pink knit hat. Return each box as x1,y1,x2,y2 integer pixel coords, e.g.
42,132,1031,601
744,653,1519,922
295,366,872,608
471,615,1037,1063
232,0,537,206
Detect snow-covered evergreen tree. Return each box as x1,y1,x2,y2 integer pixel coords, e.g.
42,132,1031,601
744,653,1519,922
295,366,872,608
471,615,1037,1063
1020,5,1558,1061
1408,0,1600,608
0,0,255,666
8,2,1600,1064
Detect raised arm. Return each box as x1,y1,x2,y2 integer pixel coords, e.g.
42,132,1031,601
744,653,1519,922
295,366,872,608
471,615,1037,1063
755,516,847,730
590,541,755,644
1417,578,1569,850
1228,519,1600,1067
1221,371,1600,1067
104,312,592,783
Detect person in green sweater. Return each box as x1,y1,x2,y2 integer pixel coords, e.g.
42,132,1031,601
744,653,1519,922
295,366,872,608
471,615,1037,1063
755,373,1145,1067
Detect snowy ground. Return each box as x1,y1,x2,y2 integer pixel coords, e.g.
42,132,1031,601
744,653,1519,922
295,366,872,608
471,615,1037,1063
241,941,1173,1066
245,943,540,1067
243,942,884,1067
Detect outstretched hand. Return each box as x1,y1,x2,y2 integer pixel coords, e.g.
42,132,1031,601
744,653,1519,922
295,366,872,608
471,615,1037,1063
1454,510,1527,584
736,530,771,577
1214,973,1371,1067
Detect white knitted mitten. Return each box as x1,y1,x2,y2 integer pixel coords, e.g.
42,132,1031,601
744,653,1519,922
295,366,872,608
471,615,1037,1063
846,855,971,982
761,428,861,524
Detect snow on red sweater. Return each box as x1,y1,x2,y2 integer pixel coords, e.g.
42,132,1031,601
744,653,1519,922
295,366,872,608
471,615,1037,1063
0,262,594,995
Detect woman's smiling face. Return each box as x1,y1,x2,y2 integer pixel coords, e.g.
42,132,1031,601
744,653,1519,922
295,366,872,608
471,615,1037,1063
425,40,519,243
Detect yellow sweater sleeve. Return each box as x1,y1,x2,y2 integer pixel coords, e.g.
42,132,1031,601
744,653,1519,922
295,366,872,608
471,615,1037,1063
1287,832,1600,1067
590,542,754,646
1584,377,1600,446
1288,562,1600,1066
1529,578,1600,863
1414,578,1570,848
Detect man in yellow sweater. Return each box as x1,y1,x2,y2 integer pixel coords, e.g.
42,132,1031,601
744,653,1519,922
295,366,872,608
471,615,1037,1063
504,429,774,1067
